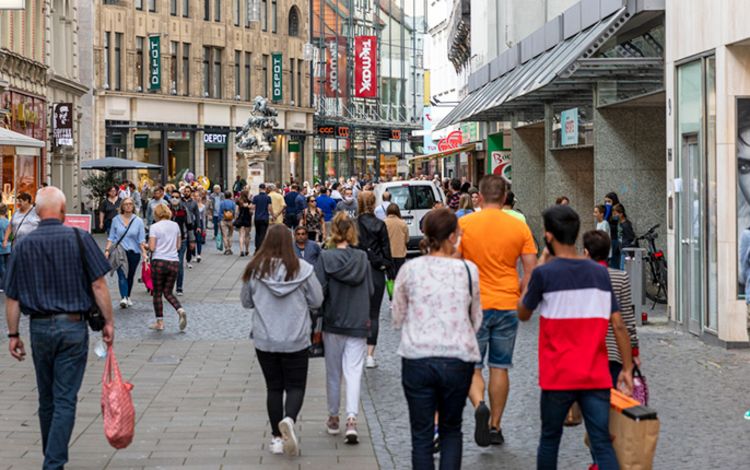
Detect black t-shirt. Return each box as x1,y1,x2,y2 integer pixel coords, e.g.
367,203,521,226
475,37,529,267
99,198,121,222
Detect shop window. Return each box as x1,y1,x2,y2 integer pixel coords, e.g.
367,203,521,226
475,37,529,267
168,131,194,181
132,129,162,184
288,5,299,36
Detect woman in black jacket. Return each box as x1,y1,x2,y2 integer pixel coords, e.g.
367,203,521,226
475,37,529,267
356,190,393,369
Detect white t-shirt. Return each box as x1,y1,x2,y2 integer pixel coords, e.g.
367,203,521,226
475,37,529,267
149,220,181,262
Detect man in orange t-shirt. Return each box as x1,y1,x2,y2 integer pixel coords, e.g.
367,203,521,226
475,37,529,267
458,175,537,447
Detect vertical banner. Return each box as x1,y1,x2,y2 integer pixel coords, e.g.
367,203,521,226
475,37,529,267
560,107,579,146
271,52,283,102
737,98,750,297
487,132,511,183
354,36,377,98
148,35,161,91
52,103,74,147
422,106,437,154
325,36,347,98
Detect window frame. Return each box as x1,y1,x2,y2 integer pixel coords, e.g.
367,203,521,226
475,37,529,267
182,43,191,96
136,36,145,91
245,52,252,100
114,32,122,91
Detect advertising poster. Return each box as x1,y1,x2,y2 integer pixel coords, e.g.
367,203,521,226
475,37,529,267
422,106,437,154
560,107,579,146
487,132,511,183
325,36,347,98
53,103,73,147
354,36,377,98
737,98,750,297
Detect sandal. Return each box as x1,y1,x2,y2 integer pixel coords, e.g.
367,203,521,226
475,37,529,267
148,321,165,331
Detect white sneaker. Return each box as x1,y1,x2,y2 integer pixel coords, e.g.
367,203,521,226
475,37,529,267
196,255,202,263
126,297,133,307
279,417,299,456
119,298,128,309
177,308,187,331
187,263,193,269
365,355,378,369
345,416,359,444
268,436,284,455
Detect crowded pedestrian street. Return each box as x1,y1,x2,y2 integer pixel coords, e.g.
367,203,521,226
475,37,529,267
0,231,748,469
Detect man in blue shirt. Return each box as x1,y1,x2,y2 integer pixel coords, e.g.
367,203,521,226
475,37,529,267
293,226,322,265
316,187,337,227
219,191,237,255
284,183,306,229
252,184,272,250
5,186,115,470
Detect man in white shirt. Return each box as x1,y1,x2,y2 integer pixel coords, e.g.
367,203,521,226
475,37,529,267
374,191,392,221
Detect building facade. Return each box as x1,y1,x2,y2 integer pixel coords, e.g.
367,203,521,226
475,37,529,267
0,0,47,204
665,0,750,345
46,0,88,212
94,0,313,190
311,0,425,182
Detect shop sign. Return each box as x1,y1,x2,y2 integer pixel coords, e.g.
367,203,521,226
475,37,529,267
0,0,25,9
390,129,401,141
149,35,161,91
460,122,480,143
437,130,462,152
337,126,349,138
288,140,301,152
271,53,283,102
134,134,149,148
354,36,377,98
63,214,91,233
317,125,335,136
560,107,578,146
487,132,511,183
52,103,73,147
325,37,347,98
204,133,227,148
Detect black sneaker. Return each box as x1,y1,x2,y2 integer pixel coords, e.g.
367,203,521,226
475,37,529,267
489,427,505,446
474,402,491,447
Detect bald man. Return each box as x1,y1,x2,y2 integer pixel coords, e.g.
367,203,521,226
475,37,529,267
5,186,115,469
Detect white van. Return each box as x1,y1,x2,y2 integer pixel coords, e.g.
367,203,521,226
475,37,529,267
374,181,446,255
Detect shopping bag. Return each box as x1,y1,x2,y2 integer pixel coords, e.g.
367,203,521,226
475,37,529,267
609,389,659,470
385,279,395,300
215,232,223,251
141,262,153,293
632,366,649,406
309,309,324,358
101,346,135,449
564,402,582,426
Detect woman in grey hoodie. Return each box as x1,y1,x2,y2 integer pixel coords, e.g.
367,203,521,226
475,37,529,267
314,212,374,444
241,224,323,457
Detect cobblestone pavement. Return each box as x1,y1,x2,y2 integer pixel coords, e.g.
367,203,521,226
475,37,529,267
364,291,750,469
0,232,378,469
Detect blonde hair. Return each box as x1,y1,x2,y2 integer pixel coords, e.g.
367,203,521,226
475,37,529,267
120,197,135,214
357,190,376,215
458,193,473,211
153,203,172,222
328,211,358,247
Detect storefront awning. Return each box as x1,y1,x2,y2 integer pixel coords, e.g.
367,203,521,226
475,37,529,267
0,127,44,149
409,143,475,164
436,3,664,129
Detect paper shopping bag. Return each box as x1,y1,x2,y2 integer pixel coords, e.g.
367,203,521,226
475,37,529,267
609,389,660,470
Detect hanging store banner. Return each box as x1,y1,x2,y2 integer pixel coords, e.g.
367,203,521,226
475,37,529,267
560,107,579,146
487,132,511,183
437,130,463,152
460,122,480,143
52,103,74,147
0,1,25,9
271,52,283,102
325,36,347,98
422,106,437,154
354,36,377,98
148,35,161,91
737,98,750,298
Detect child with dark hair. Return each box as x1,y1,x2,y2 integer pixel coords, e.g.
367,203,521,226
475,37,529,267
518,205,633,470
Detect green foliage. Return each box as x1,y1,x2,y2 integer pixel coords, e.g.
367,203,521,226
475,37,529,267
82,170,118,204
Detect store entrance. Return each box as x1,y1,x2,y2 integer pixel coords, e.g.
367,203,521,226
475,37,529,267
205,149,226,189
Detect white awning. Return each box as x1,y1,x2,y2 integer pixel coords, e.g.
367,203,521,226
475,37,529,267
0,127,45,148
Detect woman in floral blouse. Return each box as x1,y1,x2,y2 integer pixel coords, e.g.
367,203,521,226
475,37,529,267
391,208,482,470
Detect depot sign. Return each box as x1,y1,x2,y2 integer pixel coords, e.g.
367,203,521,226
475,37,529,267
271,53,283,102
354,36,377,98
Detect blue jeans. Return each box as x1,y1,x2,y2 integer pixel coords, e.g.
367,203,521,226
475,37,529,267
116,250,141,298
402,357,474,470
538,389,618,470
176,241,187,290
212,215,220,238
0,253,8,289
30,315,89,470
475,309,519,369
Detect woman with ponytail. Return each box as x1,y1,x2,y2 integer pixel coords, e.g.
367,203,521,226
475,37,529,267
391,208,482,470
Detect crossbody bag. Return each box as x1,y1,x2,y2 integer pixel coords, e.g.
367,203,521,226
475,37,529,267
74,228,106,331
461,260,474,328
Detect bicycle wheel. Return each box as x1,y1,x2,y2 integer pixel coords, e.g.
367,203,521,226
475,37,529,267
645,259,668,304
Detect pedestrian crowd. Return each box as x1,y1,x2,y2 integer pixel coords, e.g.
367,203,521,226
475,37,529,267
3,172,644,470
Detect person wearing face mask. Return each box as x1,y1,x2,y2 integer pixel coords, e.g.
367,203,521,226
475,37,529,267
336,187,358,219
169,190,195,296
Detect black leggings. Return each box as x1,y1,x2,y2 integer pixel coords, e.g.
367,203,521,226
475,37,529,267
368,268,386,346
255,348,309,437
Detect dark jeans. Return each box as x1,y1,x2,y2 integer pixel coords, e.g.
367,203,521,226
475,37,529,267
367,268,386,346
538,389,618,470
255,219,269,250
255,348,309,437
609,361,622,388
284,213,298,229
393,257,406,277
0,253,8,288
116,250,141,298
212,215,220,238
30,315,89,470
402,357,474,470
176,241,187,290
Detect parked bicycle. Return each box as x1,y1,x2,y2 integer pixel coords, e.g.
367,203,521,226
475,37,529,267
634,224,668,305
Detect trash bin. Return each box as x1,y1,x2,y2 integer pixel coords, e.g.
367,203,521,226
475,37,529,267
622,247,647,326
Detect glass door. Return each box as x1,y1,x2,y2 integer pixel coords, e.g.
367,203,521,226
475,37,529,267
680,134,704,334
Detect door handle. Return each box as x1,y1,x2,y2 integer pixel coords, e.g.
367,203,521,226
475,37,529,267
681,239,690,245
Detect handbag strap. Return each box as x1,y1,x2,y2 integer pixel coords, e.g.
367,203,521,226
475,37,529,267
74,228,96,302
12,208,32,239
461,260,473,324
113,216,135,249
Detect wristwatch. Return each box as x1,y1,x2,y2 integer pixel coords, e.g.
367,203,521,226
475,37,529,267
7,332,19,338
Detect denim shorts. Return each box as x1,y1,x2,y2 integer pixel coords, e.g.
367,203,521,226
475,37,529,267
475,309,519,369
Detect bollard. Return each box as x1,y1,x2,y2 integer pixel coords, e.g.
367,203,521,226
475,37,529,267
623,247,647,326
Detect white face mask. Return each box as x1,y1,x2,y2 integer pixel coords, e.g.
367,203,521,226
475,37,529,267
344,196,353,203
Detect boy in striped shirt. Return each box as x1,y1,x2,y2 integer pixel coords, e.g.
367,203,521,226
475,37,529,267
518,205,633,470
